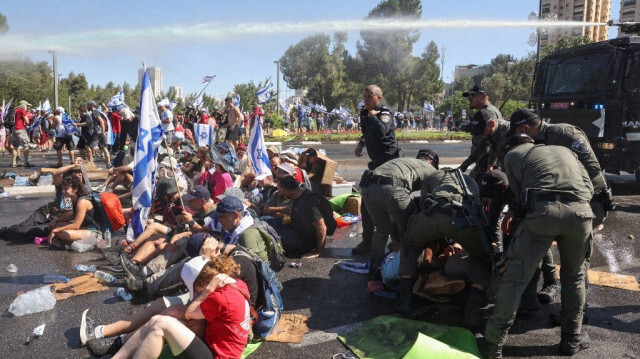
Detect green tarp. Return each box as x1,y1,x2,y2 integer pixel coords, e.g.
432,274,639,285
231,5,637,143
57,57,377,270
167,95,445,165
328,192,360,212
338,315,482,359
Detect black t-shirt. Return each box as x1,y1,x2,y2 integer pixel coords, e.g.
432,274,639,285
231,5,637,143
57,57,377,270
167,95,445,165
230,247,260,307
290,189,324,251
80,113,94,136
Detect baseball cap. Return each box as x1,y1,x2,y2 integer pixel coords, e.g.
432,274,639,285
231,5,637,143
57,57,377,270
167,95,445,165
470,109,494,136
86,101,97,108
280,151,299,165
505,133,535,151
479,170,508,198
55,106,65,114
181,255,210,300
185,232,219,258
255,171,272,181
216,187,245,201
183,186,211,202
506,109,538,136
276,162,296,176
236,143,246,150
462,84,488,98
19,100,32,107
416,149,439,169
156,177,178,196
210,196,244,219
267,145,281,157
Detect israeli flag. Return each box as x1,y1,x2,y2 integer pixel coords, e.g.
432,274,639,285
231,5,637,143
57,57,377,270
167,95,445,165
194,123,215,147
62,112,79,135
279,99,289,115
192,91,204,108
233,94,241,107
127,68,164,242
256,80,273,104
27,116,43,132
1,98,13,122
41,99,51,114
248,114,272,177
358,100,365,109
424,101,435,112
107,91,125,109
340,107,351,118
98,109,115,146
202,75,216,84
169,100,178,111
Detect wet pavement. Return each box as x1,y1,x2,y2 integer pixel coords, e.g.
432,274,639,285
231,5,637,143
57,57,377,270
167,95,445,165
0,144,639,358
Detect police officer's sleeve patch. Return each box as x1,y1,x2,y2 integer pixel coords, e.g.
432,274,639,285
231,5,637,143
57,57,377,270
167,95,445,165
571,139,590,154
380,114,391,123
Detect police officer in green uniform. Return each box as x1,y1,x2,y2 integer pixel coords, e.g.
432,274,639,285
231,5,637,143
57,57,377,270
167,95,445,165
396,167,493,326
353,85,401,255
360,157,436,289
507,109,614,314
480,134,593,358
459,85,508,183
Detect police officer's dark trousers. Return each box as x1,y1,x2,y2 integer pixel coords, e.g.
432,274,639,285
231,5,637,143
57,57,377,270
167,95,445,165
485,198,593,347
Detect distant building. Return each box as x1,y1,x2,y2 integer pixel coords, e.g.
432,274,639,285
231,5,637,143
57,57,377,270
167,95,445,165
453,64,491,82
619,0,640,36
137,66,163,99
538,0,611,47
169,86,183,101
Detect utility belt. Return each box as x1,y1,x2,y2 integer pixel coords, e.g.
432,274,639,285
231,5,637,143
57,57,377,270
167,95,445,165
360,170,408,190
532,192,581,203
421,196,464,217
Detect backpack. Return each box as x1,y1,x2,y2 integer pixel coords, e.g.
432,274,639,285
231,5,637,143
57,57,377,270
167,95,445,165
4,107,16,130
232,247,284,340
252,218,286,272
90,192,125,231
301,190,337,236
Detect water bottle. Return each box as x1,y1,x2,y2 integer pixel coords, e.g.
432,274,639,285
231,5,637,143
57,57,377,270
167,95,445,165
104,229,112,248
74,264,97,272
115,287,132,301
94,270,116,283
43,275,69,283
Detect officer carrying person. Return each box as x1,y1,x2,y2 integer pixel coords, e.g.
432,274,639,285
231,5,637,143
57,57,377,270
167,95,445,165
353,84,402,256
459,85,508,183
479,134,594,358
506,108,615,320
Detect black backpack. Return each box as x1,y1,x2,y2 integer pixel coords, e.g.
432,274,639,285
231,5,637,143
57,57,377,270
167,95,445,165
4,107,16,130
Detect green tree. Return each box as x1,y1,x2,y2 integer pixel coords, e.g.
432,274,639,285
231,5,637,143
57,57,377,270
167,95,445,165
437,89,470,121
481,53,535,111
540,35,592,58
0,57,52,105
0,12,8,35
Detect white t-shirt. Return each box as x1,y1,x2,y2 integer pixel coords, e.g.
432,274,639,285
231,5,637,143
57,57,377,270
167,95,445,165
54,115,67,138
160,109,174,132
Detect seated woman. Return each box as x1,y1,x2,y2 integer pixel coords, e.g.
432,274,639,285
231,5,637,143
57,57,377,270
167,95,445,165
111,255,251,359
48,176,105,247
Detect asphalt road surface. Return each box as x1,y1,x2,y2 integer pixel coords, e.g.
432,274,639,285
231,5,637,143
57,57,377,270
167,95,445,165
0,142,639,359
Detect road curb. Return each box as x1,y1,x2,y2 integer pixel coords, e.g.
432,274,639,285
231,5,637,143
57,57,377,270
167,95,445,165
6,185,56,195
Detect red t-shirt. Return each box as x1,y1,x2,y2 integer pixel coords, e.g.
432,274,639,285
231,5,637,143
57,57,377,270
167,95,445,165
109,112,122,133
199,114,211,124
293,167,304,183
14,107,28,130
210,171,234,202
200,280,251,359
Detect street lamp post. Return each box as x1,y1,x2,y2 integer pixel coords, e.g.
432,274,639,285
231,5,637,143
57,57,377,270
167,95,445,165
274,60,280,116
48,50,59,108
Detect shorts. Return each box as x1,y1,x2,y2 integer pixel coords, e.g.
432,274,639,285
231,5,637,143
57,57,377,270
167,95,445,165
224,124,241,141
53,136,74,151
175,336,213,359
162,292,190,308
11,130,30,149
89,133,106,149
164,130,174,145
76,134,93,149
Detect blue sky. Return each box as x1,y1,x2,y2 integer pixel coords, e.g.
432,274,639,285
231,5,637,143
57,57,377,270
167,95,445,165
0,0,621,101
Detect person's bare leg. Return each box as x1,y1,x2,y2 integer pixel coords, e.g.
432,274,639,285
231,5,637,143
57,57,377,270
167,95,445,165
131,316,196,359
102,147,111,166
69,148,75,164
56,149,63,165
130,222,168,249
103,298,166,338
131,237,167,265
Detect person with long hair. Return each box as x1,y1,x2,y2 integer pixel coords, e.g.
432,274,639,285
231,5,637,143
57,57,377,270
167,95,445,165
47,176,104,246
111,255,251,359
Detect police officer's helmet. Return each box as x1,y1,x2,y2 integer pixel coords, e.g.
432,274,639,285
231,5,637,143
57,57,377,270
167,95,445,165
416,149,439,169
505,133,534,151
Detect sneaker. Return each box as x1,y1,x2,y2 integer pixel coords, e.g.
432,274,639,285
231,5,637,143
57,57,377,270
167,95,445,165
80,309,96,346
537,284,559,304
120,254,146,279
125,276,145,292
99,247,122,265
549,310,589,326
559,331,590,356
87,336,123,357
351,242,371,256
99,263,125,275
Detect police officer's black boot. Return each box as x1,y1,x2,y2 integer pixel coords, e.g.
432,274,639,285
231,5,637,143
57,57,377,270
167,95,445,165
463,287,488,330
395,277,415,315
476,337,503,359
559,331,590,355
538,265,559,304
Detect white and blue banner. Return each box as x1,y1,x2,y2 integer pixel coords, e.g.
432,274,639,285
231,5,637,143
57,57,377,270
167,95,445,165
192,91,204,108
256,80,273,104
98,109,115,146
340,106,351,119
62,112,79,135
127,68,164,242
107,91,125,109
233,94,241,107
358,100,365,109
248,115,272,177
202,74,216,84
279,99,289,116
424,101,435,112
169,100,178,111
194,123,215,147
1,98,13,122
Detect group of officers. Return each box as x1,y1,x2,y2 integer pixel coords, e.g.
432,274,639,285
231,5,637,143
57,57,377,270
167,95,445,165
353,84,615,358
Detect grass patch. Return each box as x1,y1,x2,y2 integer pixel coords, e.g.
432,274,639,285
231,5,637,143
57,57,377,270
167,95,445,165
265,130,471,143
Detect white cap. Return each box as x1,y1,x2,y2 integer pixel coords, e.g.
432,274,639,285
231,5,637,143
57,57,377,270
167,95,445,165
255,171,272,181
55,106,65,113
181,255,210,300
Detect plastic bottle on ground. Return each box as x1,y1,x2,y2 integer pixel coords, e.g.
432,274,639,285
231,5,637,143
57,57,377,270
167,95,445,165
70,232,98,252
6,263,17,273
74,264,97,272
43,275,69,283
115,287,132,301
94,270,116,283
9,285,57,316
104,229,112,248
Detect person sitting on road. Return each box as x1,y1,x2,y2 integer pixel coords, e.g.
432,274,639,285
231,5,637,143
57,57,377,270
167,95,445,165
109,255,251,359
47,176,105,247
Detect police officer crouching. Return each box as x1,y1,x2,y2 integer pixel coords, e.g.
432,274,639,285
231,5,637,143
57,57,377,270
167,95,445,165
480,134,593,358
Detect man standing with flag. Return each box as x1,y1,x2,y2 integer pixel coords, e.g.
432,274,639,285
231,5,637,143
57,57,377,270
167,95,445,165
52,107,76,167
223,96,243,150
12,100,33,167
127,68,164,243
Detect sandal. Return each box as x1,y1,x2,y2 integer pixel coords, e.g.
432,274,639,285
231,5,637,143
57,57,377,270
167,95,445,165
123,243,137,253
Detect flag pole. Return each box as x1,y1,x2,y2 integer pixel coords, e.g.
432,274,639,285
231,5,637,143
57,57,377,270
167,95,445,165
163,137,184,208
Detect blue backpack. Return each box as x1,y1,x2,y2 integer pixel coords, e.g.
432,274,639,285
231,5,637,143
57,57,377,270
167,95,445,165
233,248,284,340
